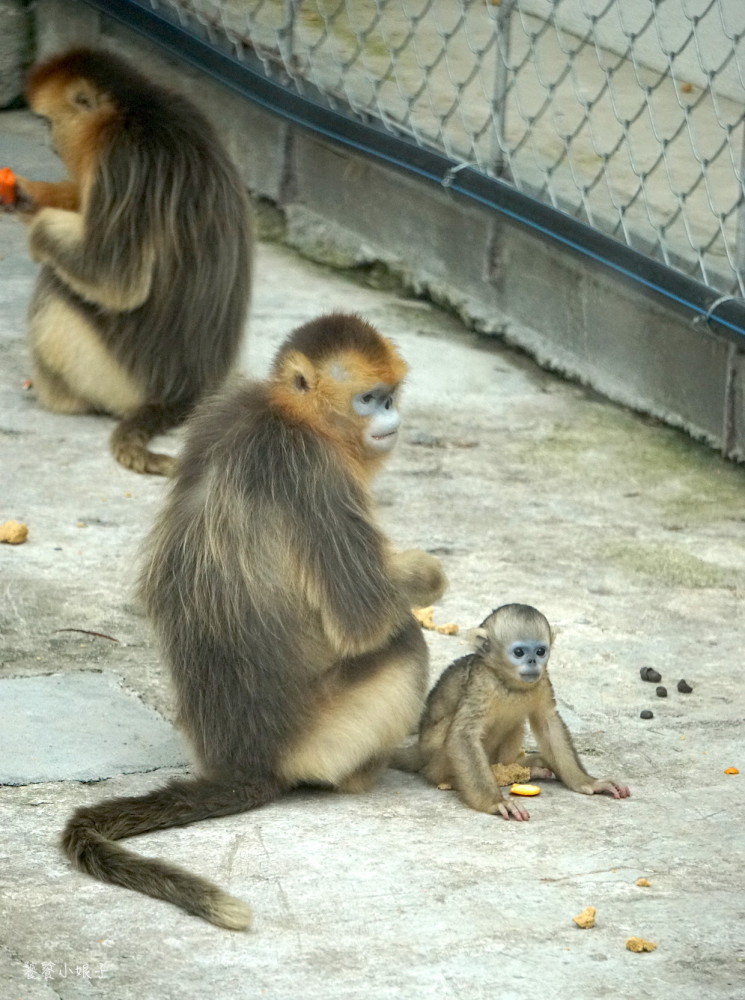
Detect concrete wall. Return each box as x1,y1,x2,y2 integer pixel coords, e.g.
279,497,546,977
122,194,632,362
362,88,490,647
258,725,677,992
18,0,745,459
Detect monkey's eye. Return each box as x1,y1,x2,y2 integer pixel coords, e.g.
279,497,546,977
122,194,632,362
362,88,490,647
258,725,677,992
361,393,374,404
513,647,524,658
536,647,547,657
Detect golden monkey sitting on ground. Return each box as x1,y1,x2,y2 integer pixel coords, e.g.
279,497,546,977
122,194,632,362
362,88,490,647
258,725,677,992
61,313,447,930
393,604,629,819
11,48,253,474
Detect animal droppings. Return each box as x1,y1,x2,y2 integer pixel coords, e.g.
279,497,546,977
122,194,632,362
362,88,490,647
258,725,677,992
640,667,662,683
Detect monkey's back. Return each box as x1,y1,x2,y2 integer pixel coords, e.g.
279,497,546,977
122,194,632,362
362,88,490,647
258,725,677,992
47,50,253,404
139,377,395,780
417,654,475,747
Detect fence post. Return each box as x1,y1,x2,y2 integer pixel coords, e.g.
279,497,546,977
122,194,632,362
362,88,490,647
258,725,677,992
490,0,514,179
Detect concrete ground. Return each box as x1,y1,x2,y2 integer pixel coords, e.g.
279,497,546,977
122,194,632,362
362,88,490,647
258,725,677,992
1,110,744,1000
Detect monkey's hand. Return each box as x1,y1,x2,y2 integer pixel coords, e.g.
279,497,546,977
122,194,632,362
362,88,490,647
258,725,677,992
13,176,79,217
11,176,40,217
493,797,531,821
575,778,630,799
461,787,530,820
390,549,448,607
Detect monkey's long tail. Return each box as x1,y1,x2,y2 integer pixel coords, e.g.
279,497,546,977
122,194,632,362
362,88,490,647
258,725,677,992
110,401,190,477
61,776,279,930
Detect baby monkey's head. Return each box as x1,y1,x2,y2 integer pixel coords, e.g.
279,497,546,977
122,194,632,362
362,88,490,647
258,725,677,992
472,603,552,687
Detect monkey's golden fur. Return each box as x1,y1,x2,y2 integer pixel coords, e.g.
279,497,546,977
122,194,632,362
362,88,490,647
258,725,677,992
61,314,447,929
17,48,253,474
393,604,629,819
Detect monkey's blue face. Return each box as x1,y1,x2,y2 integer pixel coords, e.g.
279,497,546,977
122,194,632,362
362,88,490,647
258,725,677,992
507,640,550,683
352,385,401,453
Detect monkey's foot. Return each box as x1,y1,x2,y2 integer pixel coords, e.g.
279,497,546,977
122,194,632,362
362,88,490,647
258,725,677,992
529,765,554,780
578,778,630,798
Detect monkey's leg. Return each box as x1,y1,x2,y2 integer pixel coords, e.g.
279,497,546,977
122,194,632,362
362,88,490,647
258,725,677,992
488,724,526,768
28,284,145,416
31,353,92,414
110,402,185,477
280,621,428,790
529,710,630,798
515,751,555,780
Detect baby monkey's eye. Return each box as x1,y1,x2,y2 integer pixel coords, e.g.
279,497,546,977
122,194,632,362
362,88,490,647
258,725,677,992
536,647,547,657
513,647,524,658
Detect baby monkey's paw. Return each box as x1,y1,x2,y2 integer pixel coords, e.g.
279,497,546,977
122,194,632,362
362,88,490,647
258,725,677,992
492,797,530,821
580,778,630,798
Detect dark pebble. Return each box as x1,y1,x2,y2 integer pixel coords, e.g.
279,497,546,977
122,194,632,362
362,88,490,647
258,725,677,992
677,679,693,694
640,667,662,683
640,710,654,719
656,686,667,698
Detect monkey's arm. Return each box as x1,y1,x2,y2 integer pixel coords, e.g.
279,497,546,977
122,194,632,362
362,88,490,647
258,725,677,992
27,207,155,311
294,457,413,659
388,548,448,608
528,708,630,798
443,679,530,820
14,176,79,213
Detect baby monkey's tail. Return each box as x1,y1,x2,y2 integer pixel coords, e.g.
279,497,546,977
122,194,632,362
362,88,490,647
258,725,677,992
61,776,279,930
110,400,190,476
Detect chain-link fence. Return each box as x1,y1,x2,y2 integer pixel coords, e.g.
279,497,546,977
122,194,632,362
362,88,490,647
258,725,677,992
153,0,745,299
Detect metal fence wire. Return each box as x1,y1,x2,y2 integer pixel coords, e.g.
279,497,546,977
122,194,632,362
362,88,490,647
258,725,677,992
156,0,745,298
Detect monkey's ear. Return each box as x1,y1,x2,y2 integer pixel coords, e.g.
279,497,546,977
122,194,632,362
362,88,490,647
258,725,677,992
469,627,490,655
65,80,99,111
278,351,316,395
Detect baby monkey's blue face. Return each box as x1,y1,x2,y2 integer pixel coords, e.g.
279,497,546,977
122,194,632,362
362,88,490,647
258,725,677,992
507,640,550,683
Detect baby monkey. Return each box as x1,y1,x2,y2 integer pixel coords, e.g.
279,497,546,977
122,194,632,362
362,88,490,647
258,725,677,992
393,604,629,819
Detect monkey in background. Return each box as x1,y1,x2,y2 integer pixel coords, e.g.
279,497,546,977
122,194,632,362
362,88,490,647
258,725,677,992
393,604,629,819
61,313,447,930
10,48,253,474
